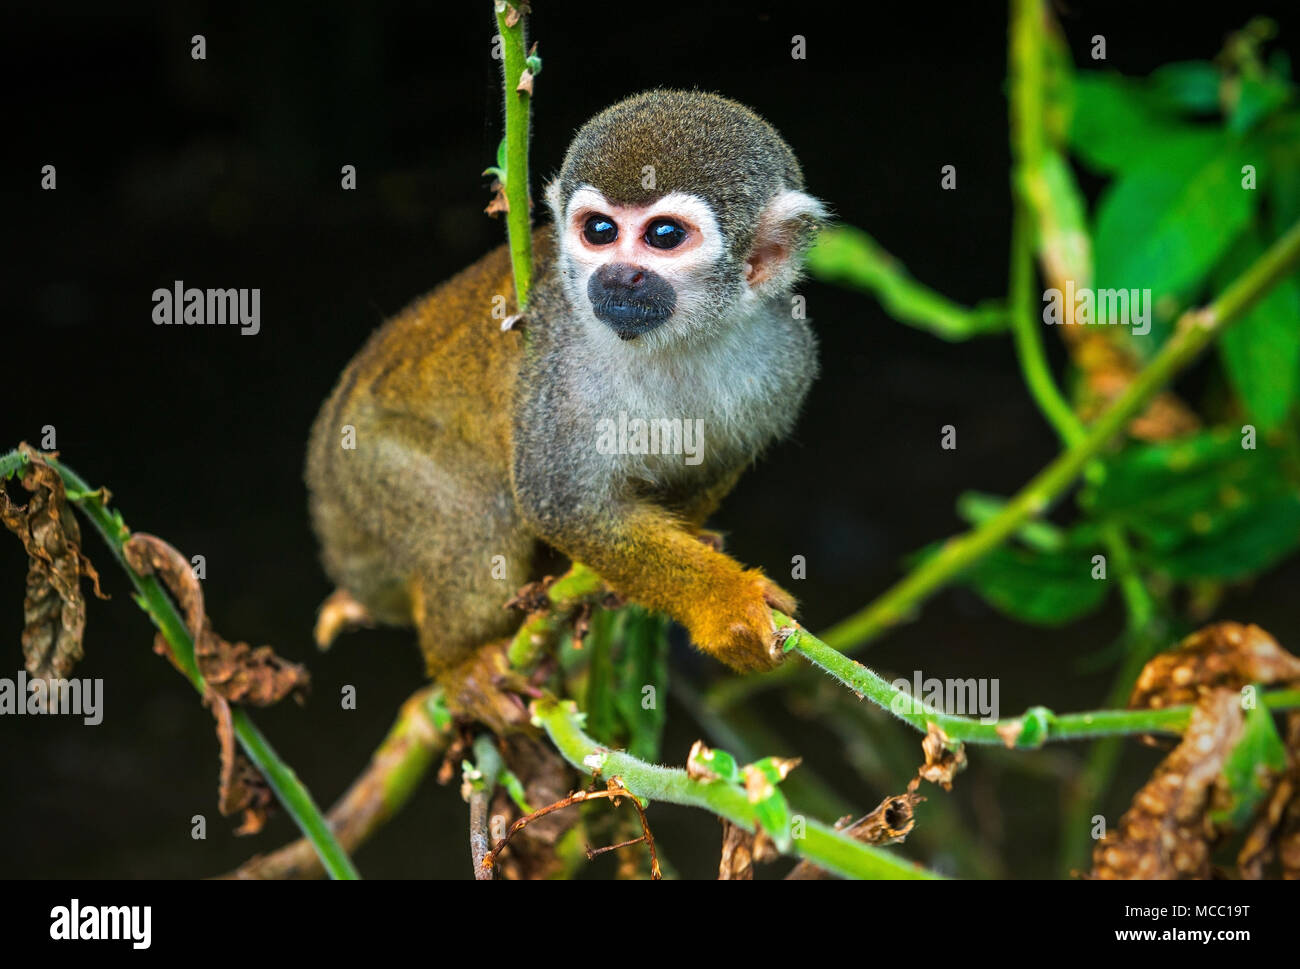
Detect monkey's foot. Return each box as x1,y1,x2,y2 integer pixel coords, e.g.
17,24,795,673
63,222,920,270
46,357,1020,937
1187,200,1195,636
438,641,536,736
692,528,726,552
314,588,374,650
505,576,558,614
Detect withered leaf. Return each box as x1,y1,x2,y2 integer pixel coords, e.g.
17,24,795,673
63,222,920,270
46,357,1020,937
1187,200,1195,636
1091,622,1300,879
1,445,106,679
484,181,509,217
123,532,310,834
718,818,775,880
1091,691,1243,879
786,792,924,880
1129,622,1300,710
911,722,966,792
211,693,274,835
124,533,309,706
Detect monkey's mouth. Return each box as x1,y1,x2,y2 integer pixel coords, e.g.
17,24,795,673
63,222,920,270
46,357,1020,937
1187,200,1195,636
590,298,675,340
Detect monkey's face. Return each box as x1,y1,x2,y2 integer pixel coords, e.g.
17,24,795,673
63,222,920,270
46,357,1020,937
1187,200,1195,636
552,184,823,350
557,186,723,344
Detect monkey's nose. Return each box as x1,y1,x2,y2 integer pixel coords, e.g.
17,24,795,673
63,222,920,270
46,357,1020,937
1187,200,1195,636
587,263,676,339
605,264,649,291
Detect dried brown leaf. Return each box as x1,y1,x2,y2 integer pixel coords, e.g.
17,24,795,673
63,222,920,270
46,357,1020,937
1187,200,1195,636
211,694,274,835
911,722,966,792
123,532,309,833
1091,623,1300,879
718,819,775,879
484,181,509,217
124,533,309,706
1091,691,1244,879
1,445,107,679
786,792,924,880
1129,622,1300,710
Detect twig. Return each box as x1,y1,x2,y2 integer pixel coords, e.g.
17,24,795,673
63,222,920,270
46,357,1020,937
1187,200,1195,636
468,734,504,880
483,779,662,879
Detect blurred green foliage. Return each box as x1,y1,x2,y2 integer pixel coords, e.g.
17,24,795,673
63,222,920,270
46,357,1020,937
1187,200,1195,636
810,18,1300,634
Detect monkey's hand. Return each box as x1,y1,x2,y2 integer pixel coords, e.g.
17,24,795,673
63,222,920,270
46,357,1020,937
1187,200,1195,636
681,569,797,673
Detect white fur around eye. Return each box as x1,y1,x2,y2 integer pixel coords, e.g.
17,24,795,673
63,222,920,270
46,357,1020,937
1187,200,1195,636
556,186,727,324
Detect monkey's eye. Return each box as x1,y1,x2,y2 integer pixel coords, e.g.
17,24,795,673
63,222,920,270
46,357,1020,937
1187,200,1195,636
583,214,618,245
644,218,687,250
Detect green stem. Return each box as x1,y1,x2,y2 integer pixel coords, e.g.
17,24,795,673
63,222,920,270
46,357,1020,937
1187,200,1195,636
494,1,533,308
784,616,1300,745
2,449,359,880
1007,0,1156,636
533,698,941,880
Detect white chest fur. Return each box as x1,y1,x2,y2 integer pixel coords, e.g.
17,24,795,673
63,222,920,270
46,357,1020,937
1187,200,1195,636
571,304,811,487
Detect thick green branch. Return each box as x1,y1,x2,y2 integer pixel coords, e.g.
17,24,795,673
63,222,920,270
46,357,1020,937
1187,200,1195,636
2,448,360,880
533,698,940,880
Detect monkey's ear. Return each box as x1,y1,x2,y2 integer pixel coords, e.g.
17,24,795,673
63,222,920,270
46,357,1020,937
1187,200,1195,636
744,189,827,294
544,179,565,228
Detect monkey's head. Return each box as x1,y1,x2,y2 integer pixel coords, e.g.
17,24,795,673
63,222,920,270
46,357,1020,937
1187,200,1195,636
546,90,826,349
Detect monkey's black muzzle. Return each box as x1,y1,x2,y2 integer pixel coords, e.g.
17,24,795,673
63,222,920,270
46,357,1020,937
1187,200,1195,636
587,264,676,341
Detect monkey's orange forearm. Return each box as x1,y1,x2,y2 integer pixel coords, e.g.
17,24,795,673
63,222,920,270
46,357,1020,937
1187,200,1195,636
547,504,796,673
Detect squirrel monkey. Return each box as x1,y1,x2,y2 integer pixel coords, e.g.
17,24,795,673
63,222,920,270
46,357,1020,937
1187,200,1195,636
306,90,824,716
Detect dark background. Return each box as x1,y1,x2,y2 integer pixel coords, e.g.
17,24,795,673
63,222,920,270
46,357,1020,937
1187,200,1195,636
3,0,1298,879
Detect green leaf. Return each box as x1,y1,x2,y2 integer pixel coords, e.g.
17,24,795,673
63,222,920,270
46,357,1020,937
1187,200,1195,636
612,607,670,762
1085,430,1300,581
1268,132,1300,232
962,541,1109,626
1148,61,1222,115
956,491,1069,553
1156,494,1300,580
583,608,619,746
1068,72,1199,172
1229,75,1294,134
1093,133,1257,342
690,745,740,784
1210,697,1287,830
482,137,509,180
751,787,793,852
1217,227,1300,431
